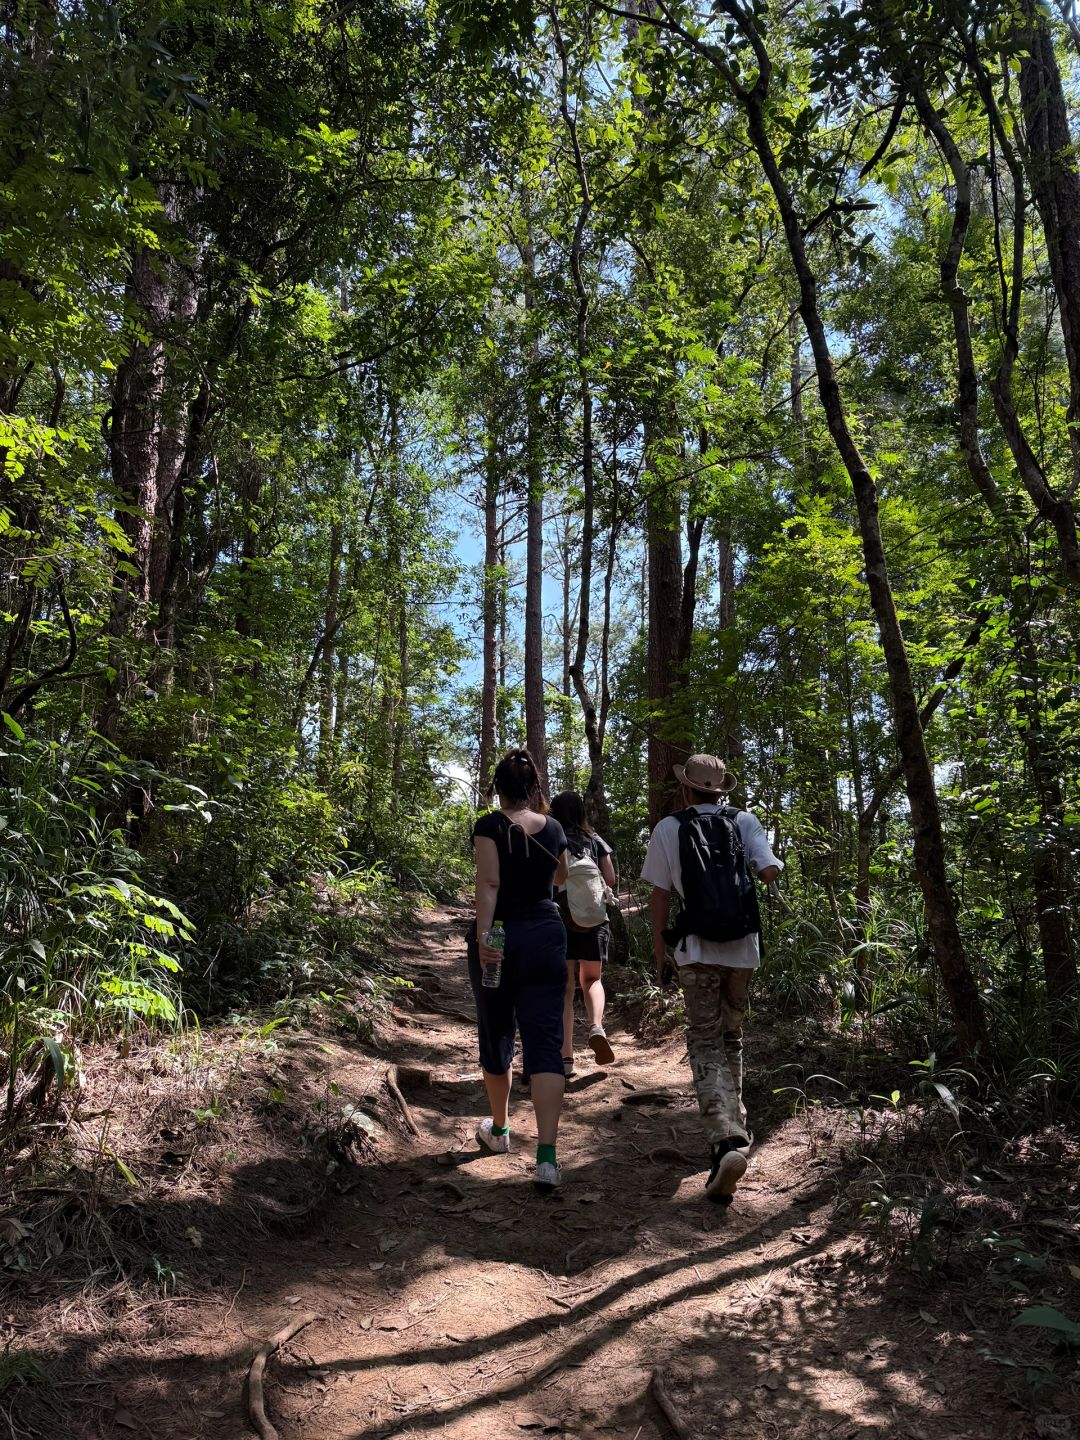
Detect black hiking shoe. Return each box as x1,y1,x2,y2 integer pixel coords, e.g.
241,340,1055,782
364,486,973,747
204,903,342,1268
705,1140,747,1205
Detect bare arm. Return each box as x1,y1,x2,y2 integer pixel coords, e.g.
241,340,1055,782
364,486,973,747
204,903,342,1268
554,849,569,887
600,852,617,889
649,885,671,980
474,836,501,966
757,864,780,885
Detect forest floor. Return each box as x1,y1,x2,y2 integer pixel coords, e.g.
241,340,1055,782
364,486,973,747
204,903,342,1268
3,904,1079,1440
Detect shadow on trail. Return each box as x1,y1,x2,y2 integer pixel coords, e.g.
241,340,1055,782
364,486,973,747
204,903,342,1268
267,1193,958,1440
7,907,1023,1439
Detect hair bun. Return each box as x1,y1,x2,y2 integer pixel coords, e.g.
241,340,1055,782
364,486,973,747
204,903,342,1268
491,747,548,812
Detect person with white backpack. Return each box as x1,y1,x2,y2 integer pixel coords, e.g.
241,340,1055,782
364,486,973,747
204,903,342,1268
550,791,618,1075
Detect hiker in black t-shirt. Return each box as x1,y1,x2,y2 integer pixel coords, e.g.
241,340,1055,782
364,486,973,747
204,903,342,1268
468,748,569,1190
550,791,618,1074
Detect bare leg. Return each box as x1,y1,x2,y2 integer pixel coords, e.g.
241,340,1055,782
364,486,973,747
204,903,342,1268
530,1072,564,1146
579,961,605,1028
561,965,576,1062
482,1067,511,1129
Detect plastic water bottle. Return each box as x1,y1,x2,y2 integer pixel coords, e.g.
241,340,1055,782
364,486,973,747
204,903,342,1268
482,922,505,988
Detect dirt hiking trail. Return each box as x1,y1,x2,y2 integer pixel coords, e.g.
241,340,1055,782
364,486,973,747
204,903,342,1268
20,906,1069,1440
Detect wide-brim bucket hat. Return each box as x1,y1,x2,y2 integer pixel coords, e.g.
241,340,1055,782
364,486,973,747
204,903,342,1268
673,753,739,794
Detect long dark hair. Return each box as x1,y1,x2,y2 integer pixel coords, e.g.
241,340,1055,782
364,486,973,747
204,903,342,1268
491,748,548,813
550,790,593,836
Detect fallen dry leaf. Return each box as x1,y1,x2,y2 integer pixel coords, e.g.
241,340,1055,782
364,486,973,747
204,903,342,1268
514,1411,548,1429
114,1410,139,1430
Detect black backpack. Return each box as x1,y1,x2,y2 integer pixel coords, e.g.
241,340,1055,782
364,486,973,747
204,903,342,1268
661,806,761,948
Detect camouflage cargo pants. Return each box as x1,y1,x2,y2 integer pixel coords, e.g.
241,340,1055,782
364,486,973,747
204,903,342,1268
679,964,751,1151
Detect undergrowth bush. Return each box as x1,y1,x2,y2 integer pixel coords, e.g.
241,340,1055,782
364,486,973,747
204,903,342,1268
1,730,191,1125
0,722,464,1134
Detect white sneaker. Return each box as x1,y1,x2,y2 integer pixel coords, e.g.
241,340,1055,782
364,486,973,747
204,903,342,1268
534,1160,561,1190
476,1118,510,1154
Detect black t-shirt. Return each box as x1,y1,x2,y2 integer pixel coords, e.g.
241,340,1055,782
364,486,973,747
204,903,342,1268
563,826,612,864
472,811,568,920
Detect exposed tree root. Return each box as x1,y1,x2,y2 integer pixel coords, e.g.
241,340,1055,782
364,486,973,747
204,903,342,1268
386,1064,421,1136
247,1311,320,1440
650,1367,701,1440
621,1090,676,1107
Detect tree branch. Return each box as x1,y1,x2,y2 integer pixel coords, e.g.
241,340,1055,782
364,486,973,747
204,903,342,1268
2,587,78,719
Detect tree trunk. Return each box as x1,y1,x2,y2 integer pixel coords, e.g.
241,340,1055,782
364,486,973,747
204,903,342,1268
728,30,988,1053
334,648,349,754
956,31,1080,584
108,246,171,640
1020,1,1080,494
521,227,549,789
914,74,1077,1010
1013,605,1077,1008
478,409,500,803
554,8,608,825
911,82,1019,535
391,594,408,793
556,520,576,793
645,415,685,827
317,520,342,785
497,495,508,749
715,528,743,763
678,505,705,670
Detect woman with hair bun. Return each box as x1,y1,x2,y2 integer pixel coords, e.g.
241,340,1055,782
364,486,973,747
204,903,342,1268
468,748,569,1189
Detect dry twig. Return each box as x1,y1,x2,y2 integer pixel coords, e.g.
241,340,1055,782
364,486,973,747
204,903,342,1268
247,1311,319,1440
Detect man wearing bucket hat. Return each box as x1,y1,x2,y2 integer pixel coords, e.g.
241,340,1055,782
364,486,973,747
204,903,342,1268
640,754,782,1205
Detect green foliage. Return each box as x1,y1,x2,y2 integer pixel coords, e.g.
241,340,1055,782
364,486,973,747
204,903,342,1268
4,0,1080,1118
0,732,190,1120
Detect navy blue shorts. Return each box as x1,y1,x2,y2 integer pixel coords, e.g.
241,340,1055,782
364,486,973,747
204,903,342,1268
467,904,567,1077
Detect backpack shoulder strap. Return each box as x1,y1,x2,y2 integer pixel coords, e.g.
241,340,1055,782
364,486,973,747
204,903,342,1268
501,813,563,866
720,805,747,854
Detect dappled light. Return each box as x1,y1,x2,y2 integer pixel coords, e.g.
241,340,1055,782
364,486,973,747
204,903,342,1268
3,1,1080,1436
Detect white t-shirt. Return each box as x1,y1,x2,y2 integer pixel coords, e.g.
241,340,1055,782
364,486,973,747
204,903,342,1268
639,805,783,969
